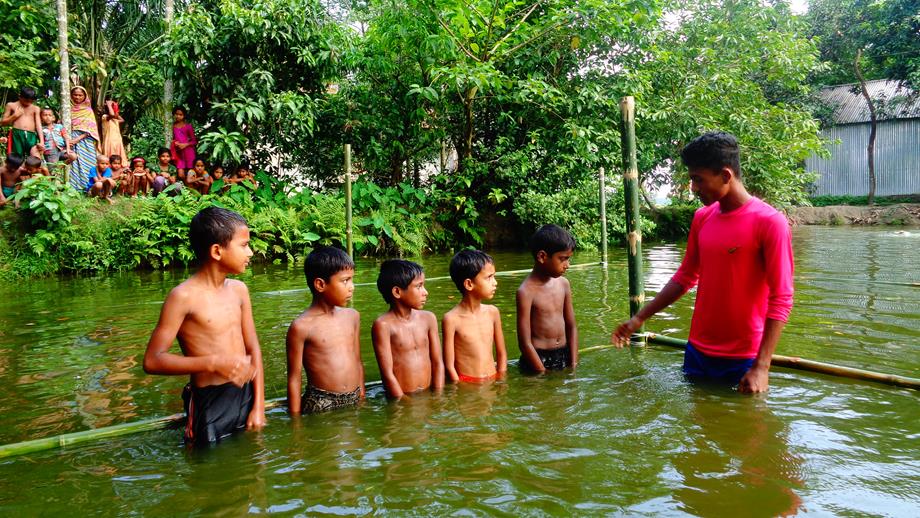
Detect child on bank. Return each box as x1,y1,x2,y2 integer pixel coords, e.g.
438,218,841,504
20,156,50,181
286,246,365,414
109,155,130,195
151,147,179,195
516,225,578,372
1,154,24,204
443,250,508,383
129,157,149,196
186,159,212,195
2,87,44,158
87,154,116,202
40,108,76,168
372,260,444,398
143,207,266,445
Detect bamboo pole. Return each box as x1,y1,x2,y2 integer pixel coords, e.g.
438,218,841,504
641,333,920,390
599,167,608,265
344,143,353,258
619,96,644,341
163,0,175,146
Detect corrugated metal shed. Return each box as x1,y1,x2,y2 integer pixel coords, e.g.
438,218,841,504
806,80,920,197
819,80,920,125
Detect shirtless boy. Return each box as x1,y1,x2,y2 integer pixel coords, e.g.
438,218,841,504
1,87,44,158
19,156,50,181
1,154,24,203
443,250,508,383
517,225,578,373
287,246,365,414
372,260,444,398
143,207,266,445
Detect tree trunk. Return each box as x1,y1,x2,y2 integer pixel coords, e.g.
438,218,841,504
461,86,478,163
57,0,71,184
163,0,175,146
854,49,877,206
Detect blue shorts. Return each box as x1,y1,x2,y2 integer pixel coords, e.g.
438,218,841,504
683,342,754,385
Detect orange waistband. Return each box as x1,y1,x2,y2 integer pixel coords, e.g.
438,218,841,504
458,372,497,383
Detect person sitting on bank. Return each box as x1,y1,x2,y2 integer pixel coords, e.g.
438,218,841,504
0,154,24,205
442,250,508,383
611,132,794,393
151,147,179,195
143,207,266,445
372,259,444,399
86,154,116,203
516,224,579,373
2,87,44,159
286,246,365,414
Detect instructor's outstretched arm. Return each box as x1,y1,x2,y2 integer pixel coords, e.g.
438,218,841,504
611,280,687,347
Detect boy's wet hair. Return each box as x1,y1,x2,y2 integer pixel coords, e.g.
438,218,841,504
680,131,742,178
109,155,122,164
304,246,355,294
19,87,37,101
24,156,42,169
189,207,248,262
449,249,493,293
377,259,424,305
158,147,170,156
530,224,576,258
5,154,23,169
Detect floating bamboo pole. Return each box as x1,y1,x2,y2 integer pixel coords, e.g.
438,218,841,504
344,143,353,258
619,96,645,340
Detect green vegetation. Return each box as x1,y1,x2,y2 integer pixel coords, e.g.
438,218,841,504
809,195,920,207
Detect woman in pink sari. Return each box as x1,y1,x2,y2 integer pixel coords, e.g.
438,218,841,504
170,106,197,179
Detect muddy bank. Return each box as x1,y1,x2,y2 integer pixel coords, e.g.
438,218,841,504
787,203,920,226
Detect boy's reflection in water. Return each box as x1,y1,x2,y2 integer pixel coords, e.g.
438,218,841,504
674,385,804,517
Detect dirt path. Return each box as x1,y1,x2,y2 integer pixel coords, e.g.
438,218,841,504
787,203,920,226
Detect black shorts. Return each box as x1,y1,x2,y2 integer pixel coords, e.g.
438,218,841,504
521,345,571,372
182,381,254,445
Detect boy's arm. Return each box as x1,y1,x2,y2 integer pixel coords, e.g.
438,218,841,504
285,320,306,415
427,312,445,390
34,109,44,147
516,287,544,373
563,280,578,367
442,315,459,382
143,288,253,383
1,103,20,125
372,319,404,399
493,306,508,374
237,282,265,429
354,311,365,398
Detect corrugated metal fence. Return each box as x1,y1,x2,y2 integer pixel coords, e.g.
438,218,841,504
806,119,920,197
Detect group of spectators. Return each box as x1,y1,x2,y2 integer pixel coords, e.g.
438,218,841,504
2,85,256,205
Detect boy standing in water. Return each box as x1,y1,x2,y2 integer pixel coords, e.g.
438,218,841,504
372,260,444,398
143,207,266,445
516,225,578,373
2,87,44,158
443,250,508,383
287,247,365,414
612,132,794,393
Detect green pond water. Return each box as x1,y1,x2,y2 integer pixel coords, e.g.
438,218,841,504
0,226,918,516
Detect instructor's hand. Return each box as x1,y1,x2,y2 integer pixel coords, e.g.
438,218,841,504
738,366,770,393
247,409,266,430
611,316,644,348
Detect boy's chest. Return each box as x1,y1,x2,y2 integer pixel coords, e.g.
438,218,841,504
697,216,761,265
454,315,493,345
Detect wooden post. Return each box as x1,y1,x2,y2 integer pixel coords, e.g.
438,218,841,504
599,166,608,265
344,143,353,258
619,96,644,341
163,0,175,146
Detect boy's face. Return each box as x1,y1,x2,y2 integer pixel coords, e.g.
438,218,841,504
111,160,123,170
24,164,39,175
217,226,253,274
41,110,54,125
19,98,33,107
396,273,428,309
467,262,497,300
97,157,110,170
541,249,572,278
688,167,731,206
319,268,355,307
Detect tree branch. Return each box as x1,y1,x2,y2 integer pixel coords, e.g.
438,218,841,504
488,1,542,56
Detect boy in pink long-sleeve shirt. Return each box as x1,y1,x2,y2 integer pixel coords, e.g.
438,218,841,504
612,132,793,393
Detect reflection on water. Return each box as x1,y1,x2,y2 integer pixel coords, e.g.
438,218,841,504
0,227,918,515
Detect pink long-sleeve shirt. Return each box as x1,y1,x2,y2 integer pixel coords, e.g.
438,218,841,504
671,197,794,359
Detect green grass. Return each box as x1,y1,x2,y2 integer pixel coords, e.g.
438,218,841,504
808,194,920,207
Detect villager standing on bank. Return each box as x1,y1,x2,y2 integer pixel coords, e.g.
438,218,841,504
170,106,196,179
102,99,125,165
69,86,100,192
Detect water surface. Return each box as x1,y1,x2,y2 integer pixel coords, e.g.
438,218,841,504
0,226,917,515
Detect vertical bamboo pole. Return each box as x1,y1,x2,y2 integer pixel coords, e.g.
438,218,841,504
163,0,175,146
619,97,644,338
344,143,353,258
599,166,608,265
